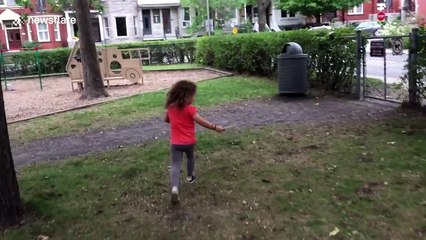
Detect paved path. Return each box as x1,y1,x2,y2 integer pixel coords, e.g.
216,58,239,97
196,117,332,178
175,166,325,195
11,97,398,166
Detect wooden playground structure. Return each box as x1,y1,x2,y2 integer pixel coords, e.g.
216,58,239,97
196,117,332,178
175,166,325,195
66,41,149,91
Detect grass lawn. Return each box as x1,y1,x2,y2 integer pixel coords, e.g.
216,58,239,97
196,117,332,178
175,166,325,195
9,76,277,144
143,64,203,71
3,114,426,239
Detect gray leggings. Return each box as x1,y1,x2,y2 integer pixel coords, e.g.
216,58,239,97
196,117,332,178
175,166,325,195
170,144,195,188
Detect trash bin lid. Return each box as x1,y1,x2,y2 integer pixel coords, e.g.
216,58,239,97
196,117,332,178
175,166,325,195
282,42,303,54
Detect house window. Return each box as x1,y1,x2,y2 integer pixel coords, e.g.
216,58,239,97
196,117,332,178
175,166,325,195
0,0,5,6
133,16,138,36
183,7,191,28
281,10,296,18
153,9,160,23
378,0,392,9
36,0,47,12
115,17,127,37
104,18,109,37
253,7,259,18
348,4,363,15
37,23,49,42
54,23,60,41
4,21,17,28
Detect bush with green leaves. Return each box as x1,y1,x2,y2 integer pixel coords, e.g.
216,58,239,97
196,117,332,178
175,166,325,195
416,27,426,106
9,39,196,76
196,28,359,93
11,48,72,75
381,20,411,49
21,41,41,50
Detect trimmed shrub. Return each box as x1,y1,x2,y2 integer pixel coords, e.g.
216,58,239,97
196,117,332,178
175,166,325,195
9,39,197,76
11,48,72,75
196,28,358,93
108,39,196,65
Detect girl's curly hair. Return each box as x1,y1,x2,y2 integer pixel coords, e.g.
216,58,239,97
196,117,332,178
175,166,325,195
165,80,197,109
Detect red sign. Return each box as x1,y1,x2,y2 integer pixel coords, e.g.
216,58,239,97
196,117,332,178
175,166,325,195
377,11,386,21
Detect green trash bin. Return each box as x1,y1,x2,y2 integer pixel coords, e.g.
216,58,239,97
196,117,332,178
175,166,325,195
277,42,308,94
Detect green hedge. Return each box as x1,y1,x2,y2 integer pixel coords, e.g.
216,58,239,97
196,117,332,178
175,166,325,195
8,39,196,76
196,28,359,93
10,48,71,75
8,30,359,94
110,39,196,65
416,27,426,106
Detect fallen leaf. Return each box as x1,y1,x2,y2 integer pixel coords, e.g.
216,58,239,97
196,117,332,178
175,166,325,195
329,227,340,236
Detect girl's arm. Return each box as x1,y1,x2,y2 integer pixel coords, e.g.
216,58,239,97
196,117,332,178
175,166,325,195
164,113,170,123
193,113,225,132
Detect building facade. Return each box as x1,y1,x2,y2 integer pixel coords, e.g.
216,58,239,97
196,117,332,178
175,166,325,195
416,0,426,25
337,0,403,23
233,3,305,31
0,0,69,52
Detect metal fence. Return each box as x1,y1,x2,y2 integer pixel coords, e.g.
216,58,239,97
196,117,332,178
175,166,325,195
356,28,426,108
415,33,426,107
356,32,410,103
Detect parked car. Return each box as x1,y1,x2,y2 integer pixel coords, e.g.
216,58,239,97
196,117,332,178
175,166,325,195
355,21,383,36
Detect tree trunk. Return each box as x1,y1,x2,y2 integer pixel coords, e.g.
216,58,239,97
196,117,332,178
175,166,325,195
74,0,109,100
0,82,23,229
401,0,410,24
257,0,271,32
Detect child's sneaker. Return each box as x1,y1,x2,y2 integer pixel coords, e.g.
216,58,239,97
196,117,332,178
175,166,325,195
186,175,197,184
171,186,180,204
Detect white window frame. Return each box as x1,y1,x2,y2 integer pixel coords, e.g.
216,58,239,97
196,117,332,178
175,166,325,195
115,16,128,37
104,17,110,37
133,16,138,36
153,9,161,23
348,4,364,15
36,22,50,42
36,0,47,12
183,7,191,28
54,22,60,41
0,0,6,7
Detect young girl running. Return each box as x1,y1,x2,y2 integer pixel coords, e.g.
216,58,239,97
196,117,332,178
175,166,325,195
164,80,225,204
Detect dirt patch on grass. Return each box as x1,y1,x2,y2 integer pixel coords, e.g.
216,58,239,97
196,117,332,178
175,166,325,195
2,69,226,123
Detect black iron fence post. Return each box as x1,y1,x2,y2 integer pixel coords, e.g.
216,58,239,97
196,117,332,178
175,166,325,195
355,30,362,100
408,28,419,106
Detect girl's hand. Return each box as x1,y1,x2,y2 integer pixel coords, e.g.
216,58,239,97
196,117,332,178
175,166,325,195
215,126,225,132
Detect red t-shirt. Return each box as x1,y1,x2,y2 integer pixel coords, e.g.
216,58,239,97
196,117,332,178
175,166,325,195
167,104,197,145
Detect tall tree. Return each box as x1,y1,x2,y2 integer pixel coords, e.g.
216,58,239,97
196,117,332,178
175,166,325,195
0,74,23,229
48,0,104,13
73,0,109,99
276,0,366,24
181,0,246,34
257,0,272,32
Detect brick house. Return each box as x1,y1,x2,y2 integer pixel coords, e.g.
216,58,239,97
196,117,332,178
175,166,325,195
416,0,426,25
338,0,403,23
0,0,68,52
